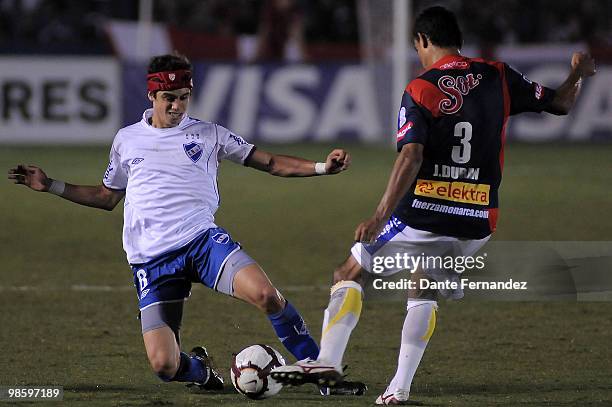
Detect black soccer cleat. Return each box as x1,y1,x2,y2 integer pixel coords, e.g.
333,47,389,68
319,380,368,396
185,346,224,391
271,359,344,387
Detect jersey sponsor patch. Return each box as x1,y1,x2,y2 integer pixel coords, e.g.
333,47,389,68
439,60,469,70
183,142,204,163
437,73,482,114
411,198,490,219
396,121,413,142
398,106,407,128
414,179,490,205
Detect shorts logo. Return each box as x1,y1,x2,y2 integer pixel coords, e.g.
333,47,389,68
377,216,403,238
212,233,229,244
183,142,203,163
140,288,150,299
131,158,144,165
414,179,490,205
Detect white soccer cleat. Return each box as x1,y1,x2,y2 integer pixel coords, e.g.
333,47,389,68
375,387,412,405
270,359,343,387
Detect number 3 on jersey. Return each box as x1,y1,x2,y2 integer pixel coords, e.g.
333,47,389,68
451,121,472,164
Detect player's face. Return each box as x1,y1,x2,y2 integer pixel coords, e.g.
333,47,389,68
149,89,191,128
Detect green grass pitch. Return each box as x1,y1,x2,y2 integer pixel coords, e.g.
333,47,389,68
1,144,611,406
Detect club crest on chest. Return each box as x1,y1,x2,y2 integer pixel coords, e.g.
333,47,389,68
183,142,203,163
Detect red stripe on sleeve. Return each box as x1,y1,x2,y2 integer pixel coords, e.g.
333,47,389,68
406,78,446,118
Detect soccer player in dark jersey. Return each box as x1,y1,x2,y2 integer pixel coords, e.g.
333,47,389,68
272,6,596,404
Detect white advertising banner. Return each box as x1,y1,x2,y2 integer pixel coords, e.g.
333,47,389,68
0,57,120,144
1,53,609,144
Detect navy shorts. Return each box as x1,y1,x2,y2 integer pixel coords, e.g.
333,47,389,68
131,227,241,310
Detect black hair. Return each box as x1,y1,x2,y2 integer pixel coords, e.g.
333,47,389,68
412,6,463,49
147,53,192,74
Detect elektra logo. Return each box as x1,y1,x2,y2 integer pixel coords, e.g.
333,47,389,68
438,73,482,114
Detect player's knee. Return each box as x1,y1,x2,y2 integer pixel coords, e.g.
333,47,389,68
255,286,283,314
148,349,179,379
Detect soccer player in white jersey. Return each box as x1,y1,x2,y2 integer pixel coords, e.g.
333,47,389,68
271,6,596,404
8,54,366,395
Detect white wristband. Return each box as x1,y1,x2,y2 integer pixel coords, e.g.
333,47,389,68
314,162,327,175
48,179,66,196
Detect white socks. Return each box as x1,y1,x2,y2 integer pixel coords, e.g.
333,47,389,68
315,280,436,398
388,299,438,394
317,281,363,368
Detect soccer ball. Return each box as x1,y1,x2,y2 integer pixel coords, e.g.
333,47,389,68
230,344,286,399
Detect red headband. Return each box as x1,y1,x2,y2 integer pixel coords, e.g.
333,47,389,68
147,70,193,92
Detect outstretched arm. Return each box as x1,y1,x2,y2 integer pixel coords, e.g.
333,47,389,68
8,164,124,211
354,143,423,243
245,148,350,177
547,52,596,115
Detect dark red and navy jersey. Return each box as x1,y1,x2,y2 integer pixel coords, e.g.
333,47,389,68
394,54,555,239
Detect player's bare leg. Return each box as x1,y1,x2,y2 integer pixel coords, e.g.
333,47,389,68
142,319,223,390
272,254,365,386
376,268,437,405
233,263,319,361
233,263,285,313
143,326,181,379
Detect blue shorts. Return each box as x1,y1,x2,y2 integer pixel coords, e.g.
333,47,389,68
131,227,241,310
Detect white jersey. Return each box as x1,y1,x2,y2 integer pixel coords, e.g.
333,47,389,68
103,109,255,264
